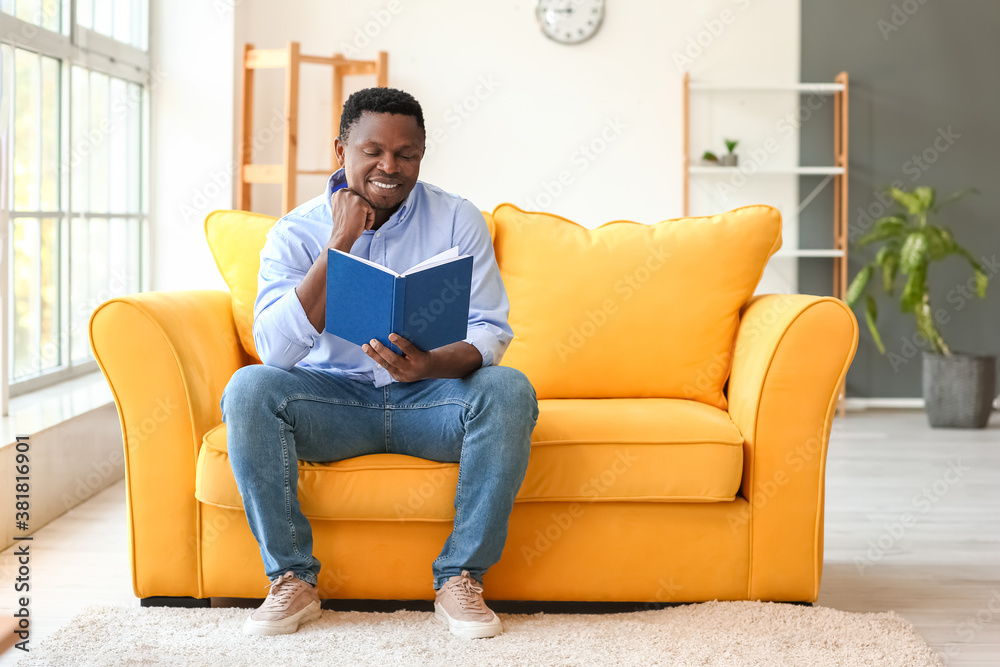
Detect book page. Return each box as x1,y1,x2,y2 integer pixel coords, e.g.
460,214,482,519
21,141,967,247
403,246,461,276
330,248,399,276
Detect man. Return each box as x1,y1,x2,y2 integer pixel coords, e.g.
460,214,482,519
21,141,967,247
220,87,538,640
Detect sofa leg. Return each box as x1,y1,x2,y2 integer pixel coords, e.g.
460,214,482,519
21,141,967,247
140,596,212,608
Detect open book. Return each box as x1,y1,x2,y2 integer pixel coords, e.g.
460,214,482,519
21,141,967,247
326,246,474,355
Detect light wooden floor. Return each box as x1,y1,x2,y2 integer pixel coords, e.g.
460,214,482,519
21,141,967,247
817,410,999,666
0,409,997,665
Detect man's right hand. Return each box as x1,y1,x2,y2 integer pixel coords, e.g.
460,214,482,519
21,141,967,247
328,188,375,252
296,188,376,334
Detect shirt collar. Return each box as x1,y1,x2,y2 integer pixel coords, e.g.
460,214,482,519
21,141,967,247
325,168,417,231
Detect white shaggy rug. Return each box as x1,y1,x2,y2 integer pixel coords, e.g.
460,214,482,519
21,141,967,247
18,600,944,666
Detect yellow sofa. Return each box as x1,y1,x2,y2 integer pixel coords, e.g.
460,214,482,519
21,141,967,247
89,203,858,606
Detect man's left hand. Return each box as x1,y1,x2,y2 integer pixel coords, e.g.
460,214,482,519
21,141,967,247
363,334,433,383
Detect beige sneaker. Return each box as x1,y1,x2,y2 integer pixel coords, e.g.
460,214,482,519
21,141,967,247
434,571,503,639
242,571,322,636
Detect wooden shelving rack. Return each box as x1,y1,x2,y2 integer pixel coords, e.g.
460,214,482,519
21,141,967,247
682,72,850,414
682,72,849,299
236,42,389,214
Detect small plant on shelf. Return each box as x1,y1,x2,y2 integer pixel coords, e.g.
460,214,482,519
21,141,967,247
702,138,739,166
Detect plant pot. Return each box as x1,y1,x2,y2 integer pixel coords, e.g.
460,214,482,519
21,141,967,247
719,153,738,167
922,351,996,428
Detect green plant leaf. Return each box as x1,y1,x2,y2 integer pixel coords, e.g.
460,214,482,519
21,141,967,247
702,150,718,161
865,295,886,354
724,139,738,153
855,216,907,247
889,187,926,215
899,231,928,272
937,226,956,251
933,187,980,212
882,253,899,295
846,265,873,307
875,243,897,265
975,269,988,298
950,248,989,298
912,186,935,212
875,242,900,295
913,302,947,354
900,264,927,312
924,225,956,260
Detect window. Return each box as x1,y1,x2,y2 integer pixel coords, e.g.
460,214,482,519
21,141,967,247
1,0,149,398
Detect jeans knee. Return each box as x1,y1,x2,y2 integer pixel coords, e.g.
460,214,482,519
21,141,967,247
468,366,538,468
475,366,538,427
221,364,288,422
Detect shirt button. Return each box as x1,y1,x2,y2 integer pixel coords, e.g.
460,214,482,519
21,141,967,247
375,232,381,237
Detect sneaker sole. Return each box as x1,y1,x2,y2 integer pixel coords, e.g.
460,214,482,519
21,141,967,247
242,600,322,636
434,602,503,639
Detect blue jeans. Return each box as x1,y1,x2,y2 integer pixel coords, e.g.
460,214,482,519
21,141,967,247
220,364,538,590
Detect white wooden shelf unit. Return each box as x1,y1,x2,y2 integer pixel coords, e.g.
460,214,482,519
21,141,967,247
682,72,850,300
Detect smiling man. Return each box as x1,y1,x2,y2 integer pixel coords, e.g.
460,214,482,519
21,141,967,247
220,88,538,639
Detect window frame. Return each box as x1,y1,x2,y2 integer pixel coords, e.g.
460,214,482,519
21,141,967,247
0,1,150,406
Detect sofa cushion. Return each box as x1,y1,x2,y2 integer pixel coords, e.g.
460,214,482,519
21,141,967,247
205,209,279,362
520,398,743,502
195,398,744,521
490,203,782,409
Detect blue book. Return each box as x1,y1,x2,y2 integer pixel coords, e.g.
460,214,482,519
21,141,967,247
326,246,474,355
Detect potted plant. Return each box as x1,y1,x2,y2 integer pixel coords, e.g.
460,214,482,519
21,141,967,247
720,139,738,166
846,185,994,428
701,139,739,166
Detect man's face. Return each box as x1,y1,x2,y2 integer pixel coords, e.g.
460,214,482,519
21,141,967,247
334,111,425,212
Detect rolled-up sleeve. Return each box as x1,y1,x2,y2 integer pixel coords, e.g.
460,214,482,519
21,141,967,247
453,200,513,367
252,223,322,369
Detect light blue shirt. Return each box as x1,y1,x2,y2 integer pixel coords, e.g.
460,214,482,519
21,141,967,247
252,168,513,387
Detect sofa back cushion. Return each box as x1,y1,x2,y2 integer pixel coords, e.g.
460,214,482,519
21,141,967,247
491,204,782,409
205,209,279,362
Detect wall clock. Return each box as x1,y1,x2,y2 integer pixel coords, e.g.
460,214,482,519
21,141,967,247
536,0,605,45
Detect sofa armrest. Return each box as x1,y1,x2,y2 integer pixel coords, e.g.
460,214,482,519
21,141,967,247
727,294,858,602
89,290,250,599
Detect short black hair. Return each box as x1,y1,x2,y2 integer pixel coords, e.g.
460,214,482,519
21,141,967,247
339,87,425,144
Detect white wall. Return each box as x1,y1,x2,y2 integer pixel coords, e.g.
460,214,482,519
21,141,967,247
149,0,803,293
148,0,235,291
233,0,802,293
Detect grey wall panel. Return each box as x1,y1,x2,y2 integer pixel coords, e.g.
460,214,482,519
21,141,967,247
801,0,1000,398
